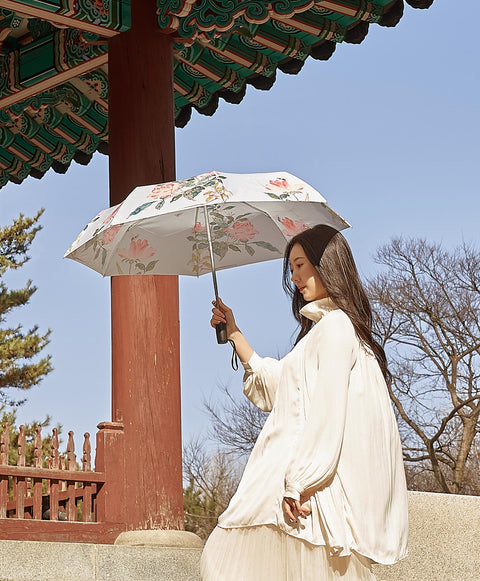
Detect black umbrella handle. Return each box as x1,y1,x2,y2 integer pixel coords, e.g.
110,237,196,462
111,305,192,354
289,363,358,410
216,322,228,344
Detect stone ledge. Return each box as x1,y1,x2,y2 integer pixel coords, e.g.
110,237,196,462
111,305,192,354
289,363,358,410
115,530,203,548
1,492,479,580
373,491,480,581
0,537,202,581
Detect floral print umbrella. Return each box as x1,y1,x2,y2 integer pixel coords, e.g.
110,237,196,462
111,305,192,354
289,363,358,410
65,171,349,278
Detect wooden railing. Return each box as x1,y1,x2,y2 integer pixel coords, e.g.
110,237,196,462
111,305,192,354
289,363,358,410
0,421,126,544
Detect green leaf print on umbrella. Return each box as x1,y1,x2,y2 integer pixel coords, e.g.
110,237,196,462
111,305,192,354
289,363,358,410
130,172,233,217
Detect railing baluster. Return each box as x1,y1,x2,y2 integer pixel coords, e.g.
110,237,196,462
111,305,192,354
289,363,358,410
67,431,77,521
67,431,76,470
17,426,26,467
0,477,7,519
0,423,9,465
33,426,42,468
59,455,67,492
16,426,26,518
0,424,9,518
49,429,59,520
33,477,42,520
32,426,43,519
82,433,92,471
83,484,93,522
51,428,59,470
50,478,59,521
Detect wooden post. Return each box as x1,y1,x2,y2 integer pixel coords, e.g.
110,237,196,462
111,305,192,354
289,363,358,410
95,422,126,525
107,0,183,530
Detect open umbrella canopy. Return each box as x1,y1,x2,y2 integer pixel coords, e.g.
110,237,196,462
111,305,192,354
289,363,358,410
65,170,349,277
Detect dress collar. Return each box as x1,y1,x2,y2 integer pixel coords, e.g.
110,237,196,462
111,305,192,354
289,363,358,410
299,297,338,323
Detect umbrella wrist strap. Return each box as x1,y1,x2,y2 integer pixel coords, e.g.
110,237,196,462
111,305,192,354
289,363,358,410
228,339,239,371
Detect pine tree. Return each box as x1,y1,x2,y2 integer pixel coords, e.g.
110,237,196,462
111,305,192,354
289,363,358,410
0,210,52,404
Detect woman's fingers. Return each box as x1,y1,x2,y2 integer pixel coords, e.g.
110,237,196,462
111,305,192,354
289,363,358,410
299,501,311,517
282,498,297,523
211,307,226,320
282,497,310,523
295,499,309,518
210,301,228,328
282,497,309,523
216,297,230,312
211,298,234,327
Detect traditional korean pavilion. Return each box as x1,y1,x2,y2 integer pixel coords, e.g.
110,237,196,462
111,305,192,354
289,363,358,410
0,0,435,534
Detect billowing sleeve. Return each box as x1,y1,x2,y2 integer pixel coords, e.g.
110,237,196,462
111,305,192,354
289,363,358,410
242,352,282,412
284,312,357,500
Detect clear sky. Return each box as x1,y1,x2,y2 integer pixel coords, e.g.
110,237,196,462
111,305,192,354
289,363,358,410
0,1,479,452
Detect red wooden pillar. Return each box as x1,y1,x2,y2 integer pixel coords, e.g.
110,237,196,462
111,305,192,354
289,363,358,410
107,1,183,530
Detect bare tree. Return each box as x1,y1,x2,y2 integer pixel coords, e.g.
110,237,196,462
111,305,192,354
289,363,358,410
204,384,267,457
183,438,244,540
367,238,480,494
182,386,267,538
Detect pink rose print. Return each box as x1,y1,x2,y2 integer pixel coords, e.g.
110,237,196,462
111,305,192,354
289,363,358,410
268,178,290,190
278,217,308,237
266,178,304,195
148,182,179,200
102,225,121,245
117,237,156,260
222,220,258,242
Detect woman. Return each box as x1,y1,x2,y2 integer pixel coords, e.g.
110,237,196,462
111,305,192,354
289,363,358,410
201,225,408,581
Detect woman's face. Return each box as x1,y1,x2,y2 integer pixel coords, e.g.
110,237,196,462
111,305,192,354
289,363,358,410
289,243,328,302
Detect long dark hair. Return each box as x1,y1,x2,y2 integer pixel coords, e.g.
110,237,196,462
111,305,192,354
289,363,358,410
282,225,391,385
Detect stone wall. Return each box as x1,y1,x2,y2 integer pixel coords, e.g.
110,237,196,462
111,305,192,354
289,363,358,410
0,492,479,580
373,491,480,581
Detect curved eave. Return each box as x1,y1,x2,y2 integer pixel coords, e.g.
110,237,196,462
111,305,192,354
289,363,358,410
0,67,109,187
172,0,411,127
0,0,435,188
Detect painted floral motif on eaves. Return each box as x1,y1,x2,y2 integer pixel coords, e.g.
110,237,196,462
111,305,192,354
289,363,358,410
157,0,386,44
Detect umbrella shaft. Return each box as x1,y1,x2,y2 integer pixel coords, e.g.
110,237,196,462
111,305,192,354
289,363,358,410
203,205,219,302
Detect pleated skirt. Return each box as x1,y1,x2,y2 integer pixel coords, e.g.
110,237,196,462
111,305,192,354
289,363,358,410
201,525,376,581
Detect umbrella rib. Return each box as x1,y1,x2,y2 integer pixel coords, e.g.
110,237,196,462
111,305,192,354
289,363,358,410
193,206,201,278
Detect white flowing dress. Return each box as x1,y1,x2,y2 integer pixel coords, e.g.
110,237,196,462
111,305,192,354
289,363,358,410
201,298,408,581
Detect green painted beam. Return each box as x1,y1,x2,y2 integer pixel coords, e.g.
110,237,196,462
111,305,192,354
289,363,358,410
0,0,131,33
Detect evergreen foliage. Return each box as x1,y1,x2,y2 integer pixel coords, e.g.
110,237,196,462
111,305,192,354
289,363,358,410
0,210,52,403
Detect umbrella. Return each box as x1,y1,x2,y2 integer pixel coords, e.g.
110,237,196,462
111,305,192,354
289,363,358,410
65,170,350,343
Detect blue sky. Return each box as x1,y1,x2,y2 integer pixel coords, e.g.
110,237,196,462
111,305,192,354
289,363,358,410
1,1,479,451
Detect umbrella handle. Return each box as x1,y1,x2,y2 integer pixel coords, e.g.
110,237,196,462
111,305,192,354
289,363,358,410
216,322,228,344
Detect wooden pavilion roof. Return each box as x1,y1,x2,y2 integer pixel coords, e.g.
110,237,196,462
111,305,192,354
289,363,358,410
0,0,434,188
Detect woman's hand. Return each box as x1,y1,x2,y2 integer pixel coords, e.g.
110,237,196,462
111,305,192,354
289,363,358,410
210,297,239,339
210,298,254,363
282,496,311,523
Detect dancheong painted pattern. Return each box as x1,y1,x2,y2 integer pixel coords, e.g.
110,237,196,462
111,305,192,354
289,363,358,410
0,0,434,187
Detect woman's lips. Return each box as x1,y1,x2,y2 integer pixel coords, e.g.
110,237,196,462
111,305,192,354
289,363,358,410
298,286,305,292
